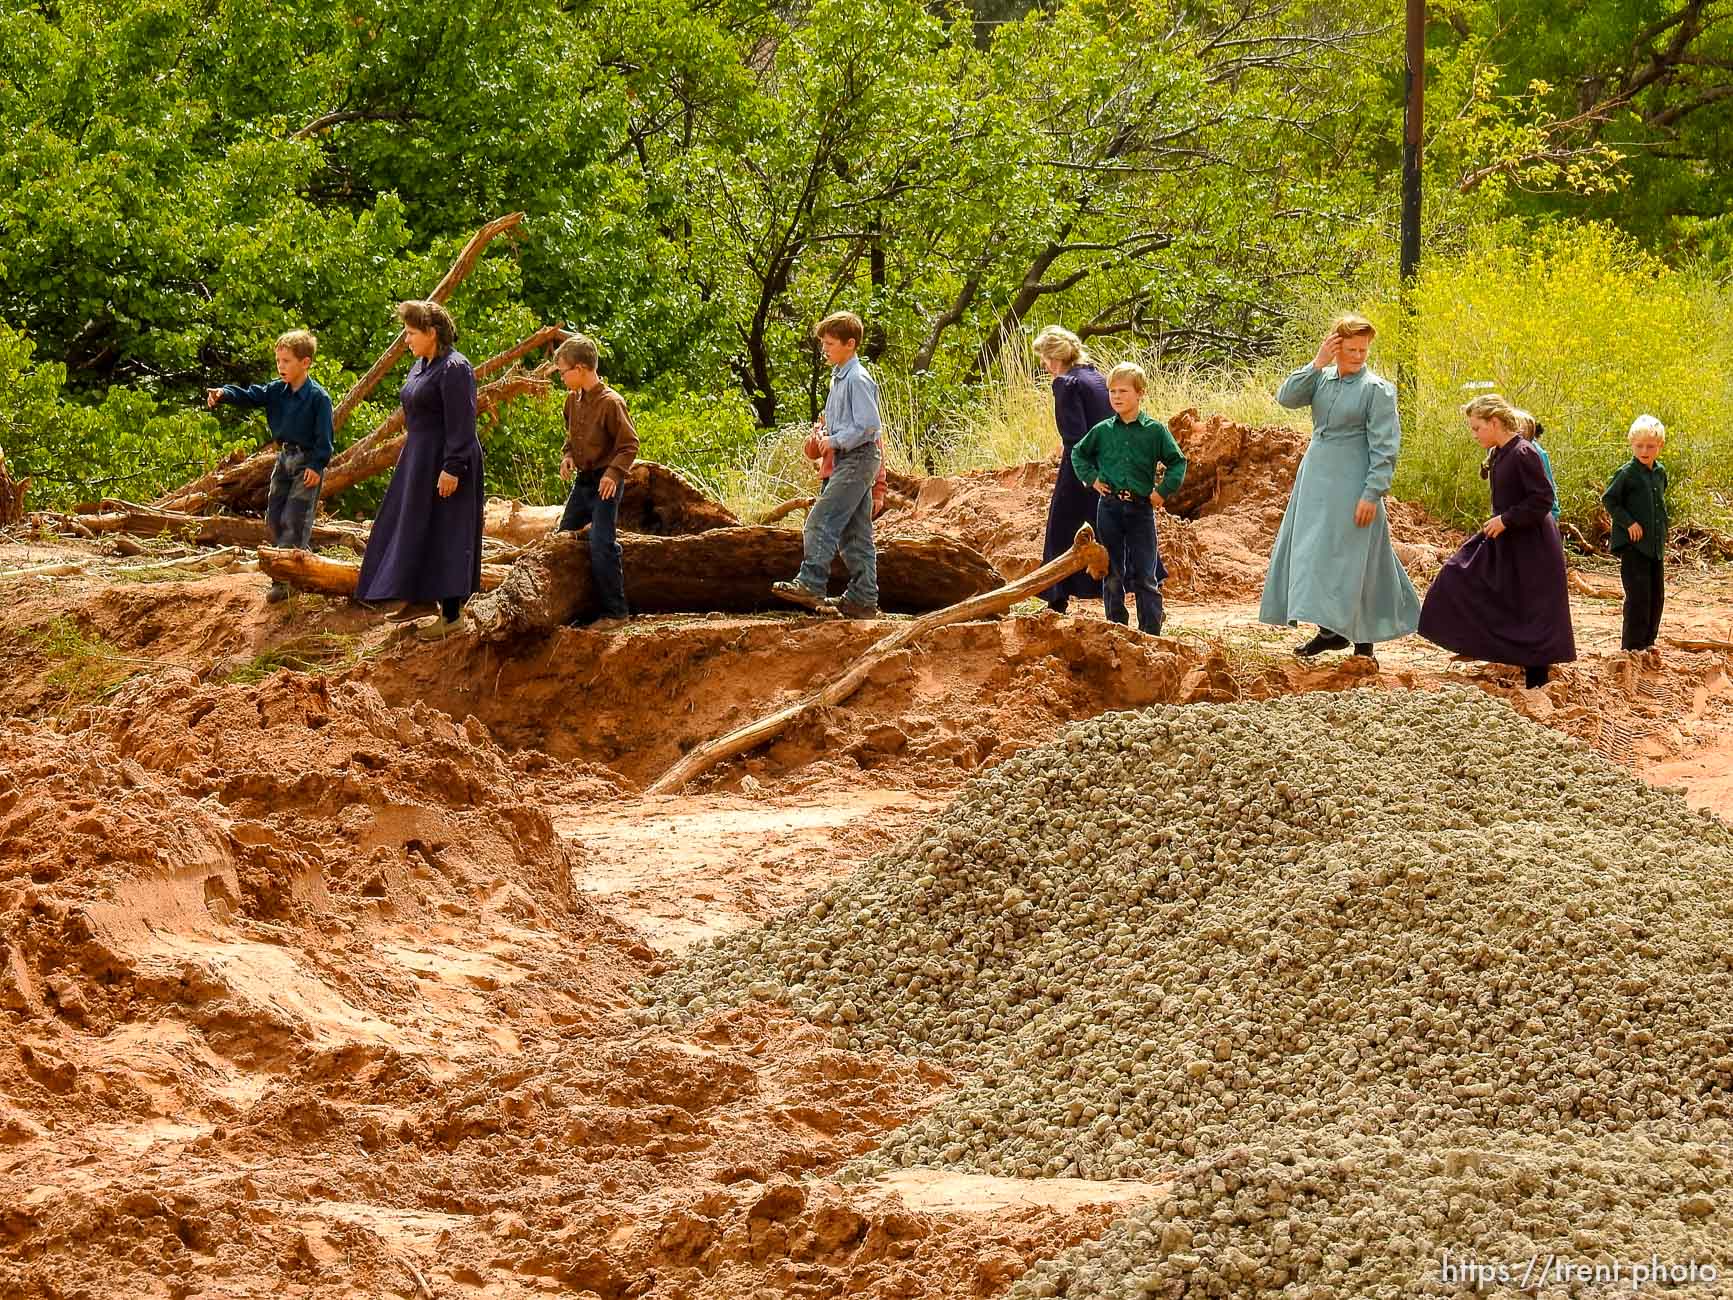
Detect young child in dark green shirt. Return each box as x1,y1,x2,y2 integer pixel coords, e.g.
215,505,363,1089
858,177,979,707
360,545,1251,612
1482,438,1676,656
1070,362,1187,635
1601,414,1669,654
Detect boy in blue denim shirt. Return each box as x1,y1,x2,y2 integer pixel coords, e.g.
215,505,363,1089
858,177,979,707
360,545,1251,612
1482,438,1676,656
772,311,882,618
206,329,334,603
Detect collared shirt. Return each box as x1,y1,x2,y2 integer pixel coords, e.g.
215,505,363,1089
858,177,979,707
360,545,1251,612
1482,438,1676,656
219,377,335,471
824,357,881,452
1070,411,1187,500
563,381,639,483
1602,457,1669,558
1275,362,1401,500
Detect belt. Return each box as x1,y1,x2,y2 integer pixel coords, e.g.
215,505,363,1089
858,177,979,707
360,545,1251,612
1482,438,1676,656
1108,488,1146,503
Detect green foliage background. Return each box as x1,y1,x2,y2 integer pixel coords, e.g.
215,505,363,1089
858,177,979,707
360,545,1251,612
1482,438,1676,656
2,0,1730,530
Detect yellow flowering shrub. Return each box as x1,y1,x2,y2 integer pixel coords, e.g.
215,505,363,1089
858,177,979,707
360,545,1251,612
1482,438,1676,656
1386,224,1733,534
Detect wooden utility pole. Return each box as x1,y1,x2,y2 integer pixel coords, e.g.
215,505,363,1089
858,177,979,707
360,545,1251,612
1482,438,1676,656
1400,0,1425,281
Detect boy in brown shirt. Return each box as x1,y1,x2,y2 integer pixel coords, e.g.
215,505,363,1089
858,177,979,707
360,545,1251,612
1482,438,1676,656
554,335,638,623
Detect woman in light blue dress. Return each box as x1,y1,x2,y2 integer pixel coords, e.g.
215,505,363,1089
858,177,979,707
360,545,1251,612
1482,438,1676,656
1259,315,1421,659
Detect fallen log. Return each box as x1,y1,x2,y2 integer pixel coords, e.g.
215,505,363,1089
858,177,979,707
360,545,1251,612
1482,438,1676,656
755,490,906,526
469,526,1003,641
115,546,245,578
756,496,816,525
0,559,89,582
258,548,511,597
155,212,528,513
331,213,530,437
0,447,27,526
1663,636,1733,654
1566,569,1623,601
75,501,370,551
644,524,1111,794
482,464,738,544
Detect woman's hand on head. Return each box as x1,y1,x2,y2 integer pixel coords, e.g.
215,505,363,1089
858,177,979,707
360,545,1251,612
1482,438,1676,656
437,471,459,498
1312,333,1341,371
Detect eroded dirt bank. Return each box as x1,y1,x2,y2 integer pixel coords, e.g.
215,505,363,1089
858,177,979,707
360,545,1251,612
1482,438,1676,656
4,422,1732,1297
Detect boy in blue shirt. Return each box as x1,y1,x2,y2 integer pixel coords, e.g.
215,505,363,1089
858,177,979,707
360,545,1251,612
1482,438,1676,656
1070,362,1187,636
206,330,334,603
771,311,882,618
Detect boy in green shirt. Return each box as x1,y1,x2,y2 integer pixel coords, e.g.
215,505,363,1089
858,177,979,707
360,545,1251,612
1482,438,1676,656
1070,362,1187,635
1601,414,1670,654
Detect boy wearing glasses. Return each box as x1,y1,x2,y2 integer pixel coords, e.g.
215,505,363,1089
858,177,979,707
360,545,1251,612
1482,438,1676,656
555,334,639,625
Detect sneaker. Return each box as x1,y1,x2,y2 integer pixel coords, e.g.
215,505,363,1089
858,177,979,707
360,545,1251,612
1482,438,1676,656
1295,630,1349,657
586,615,629,632
830,597,880,620
265,582,290,604
387,602,437,623
415,613,465,641
771,580,831,612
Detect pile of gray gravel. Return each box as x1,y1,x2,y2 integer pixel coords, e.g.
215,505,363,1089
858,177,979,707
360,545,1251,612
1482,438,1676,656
647,689,1733,1296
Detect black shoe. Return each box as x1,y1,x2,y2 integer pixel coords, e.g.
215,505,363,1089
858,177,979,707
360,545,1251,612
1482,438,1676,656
265,582,290,604
1295,630,1350,657
1352,643,1373,658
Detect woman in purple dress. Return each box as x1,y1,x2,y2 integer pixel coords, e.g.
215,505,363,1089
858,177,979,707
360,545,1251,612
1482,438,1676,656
1418,393,1575,688
356,300,484,639
1033,326,1112,612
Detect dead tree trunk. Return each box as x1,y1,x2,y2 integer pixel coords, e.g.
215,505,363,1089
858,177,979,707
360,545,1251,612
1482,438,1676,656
0,447,27,526
258,547,511,596
469,527,1002,640
154,213,528,514
644,524,1110,793
73,501,370,550
483,464,738,544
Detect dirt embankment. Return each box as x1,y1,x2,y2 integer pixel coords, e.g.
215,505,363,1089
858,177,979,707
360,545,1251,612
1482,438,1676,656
876,409,1461,602
2,408,1732,1299
0,671,1123,1300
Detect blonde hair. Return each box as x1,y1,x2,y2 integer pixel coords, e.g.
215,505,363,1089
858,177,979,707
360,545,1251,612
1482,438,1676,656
1032,325,1091,369
1462,393,1520,431
1629,414,1666,442
1106,361,1147,394
274,329,317,361
1512,408,1537,439
1330,313,1376,341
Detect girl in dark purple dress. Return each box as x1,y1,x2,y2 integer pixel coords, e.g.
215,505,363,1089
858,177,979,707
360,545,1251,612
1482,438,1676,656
1033,326,1111,612
356,300,484,639
1418,393,1575,688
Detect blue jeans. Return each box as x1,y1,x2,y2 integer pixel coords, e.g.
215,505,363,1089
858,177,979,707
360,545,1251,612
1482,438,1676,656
797,442,879,607
266,445,322,551
1095,494,1164,635
558,472,628,618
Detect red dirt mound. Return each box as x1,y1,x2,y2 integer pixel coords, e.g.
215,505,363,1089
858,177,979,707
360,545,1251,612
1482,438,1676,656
877,409,1460,603
367,613,1208,789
